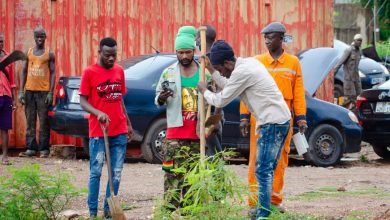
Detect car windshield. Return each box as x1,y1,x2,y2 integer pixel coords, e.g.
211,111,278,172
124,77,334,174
122,54,176,80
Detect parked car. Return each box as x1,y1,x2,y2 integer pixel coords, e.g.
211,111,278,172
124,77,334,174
49,48,362,166
297,48,362,166
361,46,390,71
333,39,390,98
356,79,390,159
50,55,246,164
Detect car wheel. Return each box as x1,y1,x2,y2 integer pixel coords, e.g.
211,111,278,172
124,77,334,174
334,83,343,99
82,137,89,157
304,124,343,167
372,144,390,160
141,118,166,164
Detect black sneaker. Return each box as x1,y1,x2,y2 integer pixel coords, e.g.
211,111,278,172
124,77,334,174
19,150,37,157
39,150,50,158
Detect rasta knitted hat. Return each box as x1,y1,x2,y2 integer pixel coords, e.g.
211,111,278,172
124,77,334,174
209,40,235,65
175,26,197,50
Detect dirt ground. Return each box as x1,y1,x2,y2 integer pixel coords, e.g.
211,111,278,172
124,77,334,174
1,143,390,220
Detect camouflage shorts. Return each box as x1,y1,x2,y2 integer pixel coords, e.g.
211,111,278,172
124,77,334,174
162,139,199,208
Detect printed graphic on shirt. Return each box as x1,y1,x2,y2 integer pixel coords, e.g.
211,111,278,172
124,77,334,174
182,87,198,112
30,64,47,77
96,79,123,103
182,87,198,121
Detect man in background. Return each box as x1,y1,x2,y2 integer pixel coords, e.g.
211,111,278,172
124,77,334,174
334,34,363,110
19,27,56,158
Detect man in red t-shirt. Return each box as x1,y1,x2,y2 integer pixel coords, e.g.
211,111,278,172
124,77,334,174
0,32,16,165
79,37,133,219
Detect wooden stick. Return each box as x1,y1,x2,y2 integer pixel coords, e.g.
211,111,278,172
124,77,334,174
198,26,207,162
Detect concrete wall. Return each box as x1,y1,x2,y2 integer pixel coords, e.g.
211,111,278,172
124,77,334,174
334,3,373,44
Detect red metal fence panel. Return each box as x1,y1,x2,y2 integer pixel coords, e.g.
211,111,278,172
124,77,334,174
0,0,334,147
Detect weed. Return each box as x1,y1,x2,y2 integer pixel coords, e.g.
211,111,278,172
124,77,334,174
0,164,81,220
152,150,249,220
359,154,369,163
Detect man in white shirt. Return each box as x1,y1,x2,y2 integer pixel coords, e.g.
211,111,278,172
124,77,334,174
197,40,291,218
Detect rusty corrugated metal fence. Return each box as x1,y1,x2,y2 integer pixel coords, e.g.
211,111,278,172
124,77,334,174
0,0,334,148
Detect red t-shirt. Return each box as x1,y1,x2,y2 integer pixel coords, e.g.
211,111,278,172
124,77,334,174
79,63,128,137
0,50,15,97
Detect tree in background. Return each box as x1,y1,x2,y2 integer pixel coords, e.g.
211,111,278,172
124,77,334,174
360,0,390,41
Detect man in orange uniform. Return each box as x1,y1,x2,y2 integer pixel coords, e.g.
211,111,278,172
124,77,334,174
240,22,307,213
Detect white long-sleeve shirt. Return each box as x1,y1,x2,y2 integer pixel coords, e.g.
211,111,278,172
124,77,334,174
204,57,291,134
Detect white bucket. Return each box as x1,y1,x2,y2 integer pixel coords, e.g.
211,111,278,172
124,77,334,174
293,133,309,155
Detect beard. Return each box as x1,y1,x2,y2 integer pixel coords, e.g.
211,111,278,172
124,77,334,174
178,57,193,67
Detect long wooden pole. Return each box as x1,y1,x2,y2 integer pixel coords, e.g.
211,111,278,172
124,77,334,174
198,26,207,162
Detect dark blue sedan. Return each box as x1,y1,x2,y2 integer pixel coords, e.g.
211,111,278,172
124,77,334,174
49,48,362,166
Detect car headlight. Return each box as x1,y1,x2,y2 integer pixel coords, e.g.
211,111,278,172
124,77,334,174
380,64,389,75
359,70,366,78
348,111,359,123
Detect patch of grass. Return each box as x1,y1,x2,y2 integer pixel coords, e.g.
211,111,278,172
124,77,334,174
342,210,371,220
269,211,324,220
121,203,140,211
318,186,338,192
291,186,388,201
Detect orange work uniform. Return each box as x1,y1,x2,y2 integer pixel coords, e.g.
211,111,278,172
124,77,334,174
240,51,306,207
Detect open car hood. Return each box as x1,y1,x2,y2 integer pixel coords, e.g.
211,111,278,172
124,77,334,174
297,48,339,96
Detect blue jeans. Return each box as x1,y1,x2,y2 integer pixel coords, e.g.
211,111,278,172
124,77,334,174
256,121,290,218
87,134,127,215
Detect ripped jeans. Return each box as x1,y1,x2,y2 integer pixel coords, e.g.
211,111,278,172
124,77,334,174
256,121,290,218
87,134,127,215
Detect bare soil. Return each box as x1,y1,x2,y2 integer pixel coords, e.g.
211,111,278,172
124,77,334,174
1,143,389,220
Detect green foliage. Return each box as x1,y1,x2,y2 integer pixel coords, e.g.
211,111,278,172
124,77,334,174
359,154,369,162
152,150,249,220
359,0,390,40
0,164,81,220
364,40,390,58
375,40,390,58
